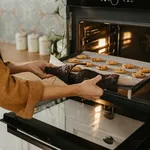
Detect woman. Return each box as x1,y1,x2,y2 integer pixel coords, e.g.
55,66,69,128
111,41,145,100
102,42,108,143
0,55,103,119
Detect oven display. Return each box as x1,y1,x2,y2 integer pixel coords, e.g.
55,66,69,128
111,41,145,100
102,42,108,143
67,0,150,10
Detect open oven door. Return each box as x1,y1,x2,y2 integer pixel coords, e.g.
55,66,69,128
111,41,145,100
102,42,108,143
1,98,150,150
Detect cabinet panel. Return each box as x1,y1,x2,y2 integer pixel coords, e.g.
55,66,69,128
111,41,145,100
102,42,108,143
0,122,22,150
0,108,10,119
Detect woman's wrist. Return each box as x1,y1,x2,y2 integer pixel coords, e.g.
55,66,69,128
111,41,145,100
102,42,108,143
7,62,31,74
41,84,81,101
14,62,34,73
70,84,80,97
20,63,31,72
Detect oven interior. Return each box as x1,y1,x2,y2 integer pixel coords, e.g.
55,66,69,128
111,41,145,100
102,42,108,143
79,20,150,62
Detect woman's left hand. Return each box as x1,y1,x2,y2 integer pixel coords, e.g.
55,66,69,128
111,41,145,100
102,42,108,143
27,61,55,79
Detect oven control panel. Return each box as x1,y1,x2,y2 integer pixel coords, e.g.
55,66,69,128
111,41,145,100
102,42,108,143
67,0,150,10
110,0,120,6
102,0,134,5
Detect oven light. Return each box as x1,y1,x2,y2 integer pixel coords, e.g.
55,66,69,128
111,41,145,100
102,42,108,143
98,38,107,53
122,32,132,46
123,39,131,45
98,38,107,47
123,32,132,39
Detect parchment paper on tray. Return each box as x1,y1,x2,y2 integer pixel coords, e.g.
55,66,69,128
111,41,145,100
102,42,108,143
64,51,150,82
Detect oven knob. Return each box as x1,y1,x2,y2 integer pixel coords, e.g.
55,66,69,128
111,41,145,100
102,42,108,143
110,0,119,6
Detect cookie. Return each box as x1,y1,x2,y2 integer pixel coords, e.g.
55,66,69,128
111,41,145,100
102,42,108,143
114,68,127,74
68,58,80,63
132,72,146,78
76,54,88,59
96,65,108,71
85,62,94,67
91,57,102,62
71,66,82,72
106,60,118,65
138,67,150,73
122,64,136,69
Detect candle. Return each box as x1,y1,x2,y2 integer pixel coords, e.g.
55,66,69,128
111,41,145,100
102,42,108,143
15,32,27,51
39,35,51,55
28,33,39,52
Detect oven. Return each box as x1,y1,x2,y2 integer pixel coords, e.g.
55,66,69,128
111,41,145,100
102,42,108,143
1,0,150,150
66,0,150,63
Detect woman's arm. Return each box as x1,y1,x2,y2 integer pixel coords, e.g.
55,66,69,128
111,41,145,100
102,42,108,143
0,60,103,119
42,75,103,101
6,60,54,79
5,61,30,73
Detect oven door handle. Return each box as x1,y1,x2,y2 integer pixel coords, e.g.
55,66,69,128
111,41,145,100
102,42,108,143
3,123,59,150
101,89,150,113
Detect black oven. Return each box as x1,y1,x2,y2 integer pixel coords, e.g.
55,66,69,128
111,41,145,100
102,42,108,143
1,0,150,150
78,21,150,62
66,0,150,62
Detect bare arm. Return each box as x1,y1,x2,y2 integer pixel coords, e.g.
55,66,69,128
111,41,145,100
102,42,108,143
5,61,30,74
42,75,103,101
6,61,54,78
0,59,103,119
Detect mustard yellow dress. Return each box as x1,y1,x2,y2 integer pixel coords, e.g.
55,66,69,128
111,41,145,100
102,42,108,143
0,58,44,119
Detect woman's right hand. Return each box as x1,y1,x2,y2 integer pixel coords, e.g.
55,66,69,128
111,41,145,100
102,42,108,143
77,75,103,101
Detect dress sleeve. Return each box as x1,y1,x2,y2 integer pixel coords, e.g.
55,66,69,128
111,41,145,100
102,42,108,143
0,60,44,119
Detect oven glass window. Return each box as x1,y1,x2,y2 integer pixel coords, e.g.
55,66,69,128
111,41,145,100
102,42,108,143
79,21,150,62
34,99,144,150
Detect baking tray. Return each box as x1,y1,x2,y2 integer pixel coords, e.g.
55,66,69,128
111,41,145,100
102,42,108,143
62,51,150,99
49,54,150,113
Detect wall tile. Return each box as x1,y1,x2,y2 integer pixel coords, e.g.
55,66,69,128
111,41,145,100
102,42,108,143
0,0,67,57
0,0,66,43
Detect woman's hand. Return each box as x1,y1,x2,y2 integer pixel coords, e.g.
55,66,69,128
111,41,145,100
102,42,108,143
27,61,56,79
6,60,56,79
42,75,104,101
77,75,103,100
